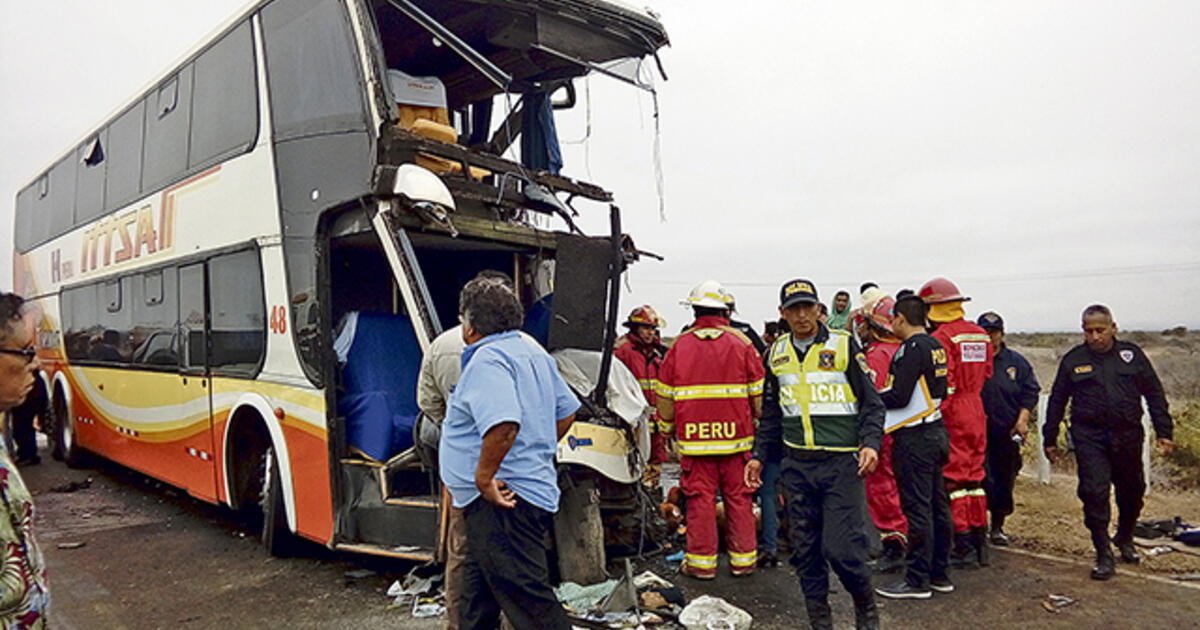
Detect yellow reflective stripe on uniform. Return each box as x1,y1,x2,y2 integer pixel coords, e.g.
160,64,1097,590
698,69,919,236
685,553,718,569
948,488,988,500
638,378,655,389
747,379,764,396
729,550,757,567
654,381,674,398
677,437,754,455
950,333,991,344
658,420,675,434
782,439,858,453
671,383,753,400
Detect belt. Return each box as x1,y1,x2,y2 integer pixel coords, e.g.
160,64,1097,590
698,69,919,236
785,446,855,460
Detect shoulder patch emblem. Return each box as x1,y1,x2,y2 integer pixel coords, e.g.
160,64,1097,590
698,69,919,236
818,349,836,370
855,352,870,374
693,328,725,341
1119,349,1134,363
1006,366,1017,380
771,354,791,367
1074,364,1093,374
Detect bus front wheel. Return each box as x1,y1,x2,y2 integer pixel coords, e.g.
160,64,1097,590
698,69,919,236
258,446,301,557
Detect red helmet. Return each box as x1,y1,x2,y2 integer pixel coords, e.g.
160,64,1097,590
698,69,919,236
869,297,896,333
918,277,970,304
624,305,662,328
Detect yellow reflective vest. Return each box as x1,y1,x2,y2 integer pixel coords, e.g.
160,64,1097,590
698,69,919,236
767,330,860,452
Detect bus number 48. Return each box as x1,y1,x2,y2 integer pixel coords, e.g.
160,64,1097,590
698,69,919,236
269,306,288,335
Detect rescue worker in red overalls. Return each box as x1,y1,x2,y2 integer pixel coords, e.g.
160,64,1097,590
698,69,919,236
656,280,764,579
857,296,909,574
613,305,669,493
920,277,993,568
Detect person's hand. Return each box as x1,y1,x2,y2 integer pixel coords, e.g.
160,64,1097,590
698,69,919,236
857,447,879,477
1156,438,1175,456
477,476,516,508
1013,419,1030,441
1044,446,1062,464
744,458,763,489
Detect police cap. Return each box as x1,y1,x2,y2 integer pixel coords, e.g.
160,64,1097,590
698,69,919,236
977,311,1004,331
780,279,819,309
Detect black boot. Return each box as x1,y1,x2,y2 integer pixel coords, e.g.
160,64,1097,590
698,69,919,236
1091,548,1116,580
972,526,991,567
852,591,880,630
949,532,979,569
804,598,833,630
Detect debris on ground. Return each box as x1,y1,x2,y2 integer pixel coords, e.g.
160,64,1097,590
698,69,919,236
386,563,443,614
56,541,86,550
556,579,620,613
1144,545,1175,558
678,595,752,630
50,478,92,493
1040,594,1078,614
344,569,374,579
411,595,444,618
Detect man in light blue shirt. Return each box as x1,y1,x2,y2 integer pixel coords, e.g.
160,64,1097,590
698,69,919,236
440,277,579,630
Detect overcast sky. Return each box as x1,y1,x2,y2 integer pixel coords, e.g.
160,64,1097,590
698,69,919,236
2,0,1198,333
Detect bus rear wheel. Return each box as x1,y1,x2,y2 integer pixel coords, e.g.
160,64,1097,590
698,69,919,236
258,446,301,557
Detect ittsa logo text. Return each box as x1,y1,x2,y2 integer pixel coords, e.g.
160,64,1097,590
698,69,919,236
80,204,175,274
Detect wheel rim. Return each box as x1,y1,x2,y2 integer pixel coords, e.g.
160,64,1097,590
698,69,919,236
61,401,74,452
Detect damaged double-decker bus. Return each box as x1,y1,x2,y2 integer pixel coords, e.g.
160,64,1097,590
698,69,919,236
11,0,669,578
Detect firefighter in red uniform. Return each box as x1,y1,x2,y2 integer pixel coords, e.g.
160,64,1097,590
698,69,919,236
920,277,993,568
657,280,765,579
613,305,669,492
857,296,909,574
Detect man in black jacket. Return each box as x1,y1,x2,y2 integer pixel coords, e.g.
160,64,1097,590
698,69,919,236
1044,304,1173,581
874,296,953,601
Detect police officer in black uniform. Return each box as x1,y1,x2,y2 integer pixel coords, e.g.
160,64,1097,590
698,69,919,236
746,279,884,630
1044,304,1174,581
976,312,1040,546
874,295,953,601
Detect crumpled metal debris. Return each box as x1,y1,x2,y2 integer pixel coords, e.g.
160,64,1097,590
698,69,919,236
678,595,752,630
1040,593,1078,613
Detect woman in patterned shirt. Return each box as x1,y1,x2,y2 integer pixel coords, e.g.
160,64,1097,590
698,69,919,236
0,293,48,629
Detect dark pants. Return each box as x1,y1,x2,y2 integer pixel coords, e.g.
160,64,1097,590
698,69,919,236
983,430,1022,521
893,422,953,588
781,451,873,600
460,497,570,630
11,410,38,461
1071,423,1146,548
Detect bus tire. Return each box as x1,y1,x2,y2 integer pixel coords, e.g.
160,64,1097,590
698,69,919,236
259,445,300,557
54,390,88,469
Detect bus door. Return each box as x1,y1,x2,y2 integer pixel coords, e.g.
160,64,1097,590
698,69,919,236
175,262,218,501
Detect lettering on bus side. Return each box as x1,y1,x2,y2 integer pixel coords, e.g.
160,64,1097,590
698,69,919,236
78,203,175,275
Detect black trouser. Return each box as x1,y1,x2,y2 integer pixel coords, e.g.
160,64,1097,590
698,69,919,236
983,429,1022,521
1071,423,1145,548
11,411,37,461
781,450,873,600
460,496,570,630
892,421,952,588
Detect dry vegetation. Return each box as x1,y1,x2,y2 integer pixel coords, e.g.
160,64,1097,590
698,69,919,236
1003,330,1200,575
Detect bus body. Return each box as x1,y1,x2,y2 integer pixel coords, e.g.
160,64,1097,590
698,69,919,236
12,0,668,564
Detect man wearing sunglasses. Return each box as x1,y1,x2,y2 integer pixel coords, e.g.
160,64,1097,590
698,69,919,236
0,292,49,628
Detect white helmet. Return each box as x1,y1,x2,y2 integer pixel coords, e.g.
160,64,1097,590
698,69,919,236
394,163,456,211
681,280,730,309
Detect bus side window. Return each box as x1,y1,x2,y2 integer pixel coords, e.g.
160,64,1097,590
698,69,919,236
132,268,180,367
142,65,194,193
208,250,266,375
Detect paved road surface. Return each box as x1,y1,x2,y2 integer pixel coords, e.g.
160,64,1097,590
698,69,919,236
24,452,1200,629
